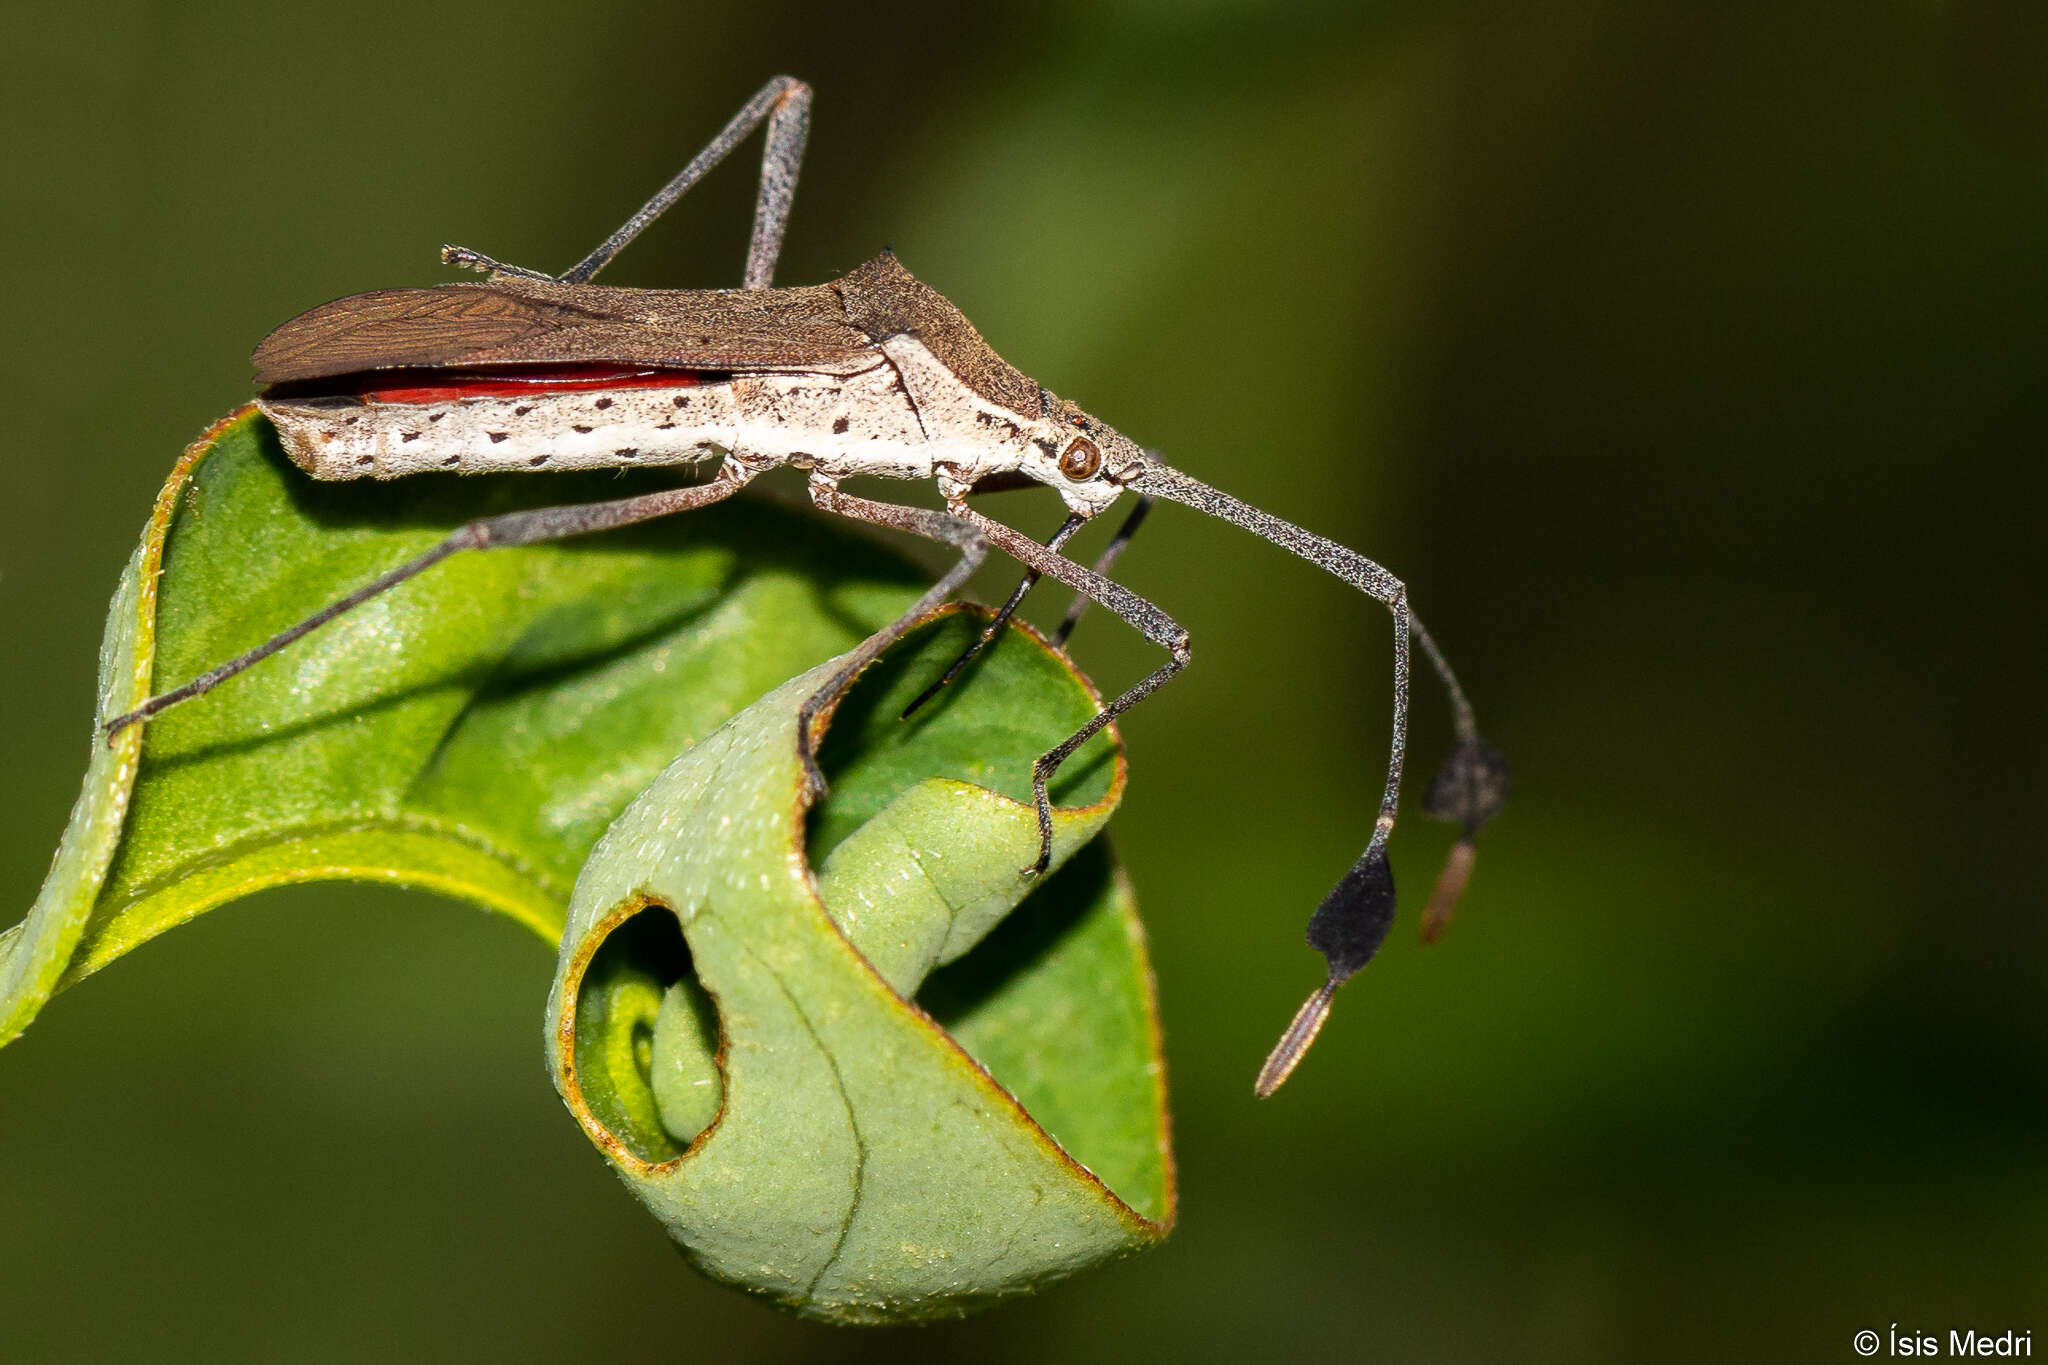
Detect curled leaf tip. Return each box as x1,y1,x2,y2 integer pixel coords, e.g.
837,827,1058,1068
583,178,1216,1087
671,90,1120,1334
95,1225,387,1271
548,610,1170,1321
9,414,1170,1324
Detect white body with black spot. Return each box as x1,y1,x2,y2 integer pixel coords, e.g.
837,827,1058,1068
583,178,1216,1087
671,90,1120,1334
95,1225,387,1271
261,335,1121,515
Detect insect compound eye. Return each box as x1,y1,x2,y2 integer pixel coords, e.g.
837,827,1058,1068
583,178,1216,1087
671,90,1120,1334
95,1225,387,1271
1058,437,1104,481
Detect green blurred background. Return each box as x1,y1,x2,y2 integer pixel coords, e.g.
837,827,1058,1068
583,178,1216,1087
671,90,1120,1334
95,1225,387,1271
4,1,2045,1360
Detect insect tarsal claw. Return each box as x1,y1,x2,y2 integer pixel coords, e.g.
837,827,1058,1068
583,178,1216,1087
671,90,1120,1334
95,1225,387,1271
800,754,830,805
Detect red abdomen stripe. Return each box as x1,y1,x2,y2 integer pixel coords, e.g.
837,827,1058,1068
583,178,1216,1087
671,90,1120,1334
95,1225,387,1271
362,365,716,405
264,364,725,405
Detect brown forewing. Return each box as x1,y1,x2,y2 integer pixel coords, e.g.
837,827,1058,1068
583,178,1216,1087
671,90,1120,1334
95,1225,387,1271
253,277,873,386
252,253,1045,422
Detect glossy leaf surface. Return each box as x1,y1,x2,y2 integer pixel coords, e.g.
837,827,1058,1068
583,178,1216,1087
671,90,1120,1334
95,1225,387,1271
2,408,927,1041
4,410,1172,1324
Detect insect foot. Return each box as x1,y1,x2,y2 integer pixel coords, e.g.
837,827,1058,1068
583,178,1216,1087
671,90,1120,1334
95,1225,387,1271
1023,753,1060,878
437,243,556,282
799,744,832,805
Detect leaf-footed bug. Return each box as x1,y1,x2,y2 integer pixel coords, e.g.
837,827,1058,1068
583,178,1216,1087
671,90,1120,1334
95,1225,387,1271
104,77,1508,1095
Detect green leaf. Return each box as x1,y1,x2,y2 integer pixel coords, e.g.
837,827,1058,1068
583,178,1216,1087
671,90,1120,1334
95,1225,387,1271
1,408,930,1043
4,409,1173,1323
549,615,1172,1324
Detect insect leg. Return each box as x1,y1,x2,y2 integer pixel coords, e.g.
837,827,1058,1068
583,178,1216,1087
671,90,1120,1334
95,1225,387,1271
900,492,1158,720
802,492,1188,872
950,506,1192,878
798,481,988,796
740,79,811,290
897,512,1086,719
560,76,811,287
1052,494,1155,647
104,465,753,740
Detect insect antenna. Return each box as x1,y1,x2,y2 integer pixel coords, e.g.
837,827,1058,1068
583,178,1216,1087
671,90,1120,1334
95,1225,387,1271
1255,982,1337,1099
1123,458,1507,1093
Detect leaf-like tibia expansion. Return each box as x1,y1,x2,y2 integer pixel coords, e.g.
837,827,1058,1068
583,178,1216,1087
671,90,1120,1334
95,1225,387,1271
548,619,1173,1323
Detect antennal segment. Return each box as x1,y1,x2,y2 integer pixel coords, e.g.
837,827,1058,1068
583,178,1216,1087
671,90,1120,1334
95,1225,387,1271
1254,980,1338,1098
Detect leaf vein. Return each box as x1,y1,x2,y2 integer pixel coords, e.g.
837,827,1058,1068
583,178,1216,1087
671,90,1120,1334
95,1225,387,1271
730,933,868,1302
